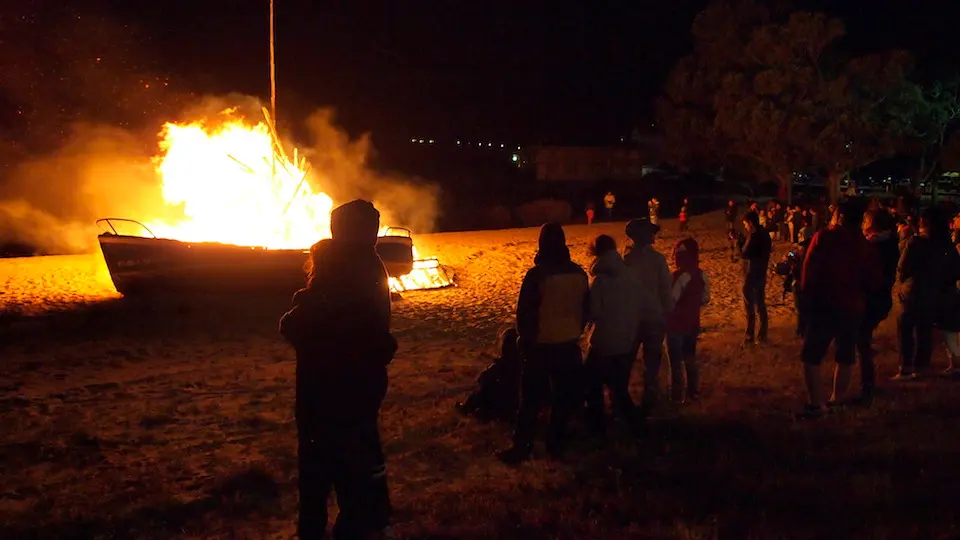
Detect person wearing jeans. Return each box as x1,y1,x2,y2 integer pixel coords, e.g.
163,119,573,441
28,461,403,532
740,211,771,345
583,234,643,436
895,208,954,379
857,210,900,402
623,217,675,414
666,238,710,403
498,222,590,465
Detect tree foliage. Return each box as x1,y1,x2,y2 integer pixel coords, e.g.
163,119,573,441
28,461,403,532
658,1,912,202
890,79,960,191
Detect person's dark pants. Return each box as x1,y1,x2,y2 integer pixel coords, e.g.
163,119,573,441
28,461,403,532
635,322,666,412
743,279,769,340
297,374,390,540
513,342,583,454
666,332,700,401
606,208,614,220
794,290,809,338
782,276,794,302
857,317,881,395
898,308,935,374
680,220,689,232
801,308,861,365
584,351,638,434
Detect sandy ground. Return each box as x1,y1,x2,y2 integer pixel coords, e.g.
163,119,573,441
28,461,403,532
2,213,958,539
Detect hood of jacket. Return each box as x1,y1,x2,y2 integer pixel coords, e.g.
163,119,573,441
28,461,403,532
673,238,700,274
534,222,571,266
590,249,625,278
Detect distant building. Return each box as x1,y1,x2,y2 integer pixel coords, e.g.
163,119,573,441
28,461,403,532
529,146,654,182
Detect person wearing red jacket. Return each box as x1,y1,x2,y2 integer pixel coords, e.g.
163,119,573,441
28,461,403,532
798,200,881,418
666,238,710,403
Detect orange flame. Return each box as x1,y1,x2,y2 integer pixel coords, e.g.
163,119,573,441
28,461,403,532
145,109,332,249
387,245,452,293
139,107,451,291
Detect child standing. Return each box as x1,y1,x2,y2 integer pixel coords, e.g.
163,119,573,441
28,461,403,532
583,234,643,436
666,238,710,403
679,204,689,232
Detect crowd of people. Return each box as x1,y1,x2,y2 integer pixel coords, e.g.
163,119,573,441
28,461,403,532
277,196,960,538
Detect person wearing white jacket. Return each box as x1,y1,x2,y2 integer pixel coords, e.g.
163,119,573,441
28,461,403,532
583,234,643,436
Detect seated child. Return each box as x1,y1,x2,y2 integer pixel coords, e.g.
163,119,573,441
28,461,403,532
456,327,524,423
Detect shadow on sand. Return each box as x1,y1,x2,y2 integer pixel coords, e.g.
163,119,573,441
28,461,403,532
0,466,284,539
1,291,294,349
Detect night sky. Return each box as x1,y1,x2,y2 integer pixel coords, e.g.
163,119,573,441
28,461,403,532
2,0,959,151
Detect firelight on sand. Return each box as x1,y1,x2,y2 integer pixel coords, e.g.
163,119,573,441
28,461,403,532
139,107,450,293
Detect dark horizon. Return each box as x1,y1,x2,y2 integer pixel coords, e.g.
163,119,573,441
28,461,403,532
2,0,959,151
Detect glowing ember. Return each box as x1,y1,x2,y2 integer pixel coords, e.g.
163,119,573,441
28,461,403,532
146,108,332,249
388,246,453,293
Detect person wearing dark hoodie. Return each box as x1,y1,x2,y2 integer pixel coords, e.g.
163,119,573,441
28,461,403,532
497,222,590,465
666,238,710,403
740,211,772,346
856,209,900,403
583,234,643,437
623,217,675,413
279,200,397,540
799,199,881,418
895,207,954,379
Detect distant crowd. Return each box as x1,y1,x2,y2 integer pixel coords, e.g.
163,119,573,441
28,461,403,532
275,195,960,538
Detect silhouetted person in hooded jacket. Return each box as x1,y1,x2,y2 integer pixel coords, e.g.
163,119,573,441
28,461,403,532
498,222,589,465
280,200,397,540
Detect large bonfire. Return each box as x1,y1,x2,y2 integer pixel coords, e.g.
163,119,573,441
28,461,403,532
141,107,450,292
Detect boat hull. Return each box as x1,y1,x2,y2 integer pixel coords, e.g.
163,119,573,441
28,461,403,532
98,234,415,296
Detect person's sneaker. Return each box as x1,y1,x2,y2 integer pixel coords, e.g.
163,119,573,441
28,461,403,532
742,337,756,348
939,367,960,379
495,446,531,466
825,400,845,413
757,334,769,345
890,372,918,382
794,403,827,420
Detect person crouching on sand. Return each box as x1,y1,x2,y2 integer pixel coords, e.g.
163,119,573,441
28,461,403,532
666,238,709,404
279,200,397,540
584,234,643,437
498,222,590,465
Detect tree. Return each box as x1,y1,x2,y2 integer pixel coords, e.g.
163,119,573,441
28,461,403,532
659,2,911,203
657,0,774,180
891,79,960,200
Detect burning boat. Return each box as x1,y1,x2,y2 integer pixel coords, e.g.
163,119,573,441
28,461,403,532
94,104,453,296
97,218,453,296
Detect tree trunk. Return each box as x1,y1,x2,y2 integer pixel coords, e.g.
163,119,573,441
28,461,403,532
826,171,842,204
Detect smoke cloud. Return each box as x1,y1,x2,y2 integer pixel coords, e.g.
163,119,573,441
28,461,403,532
0,95,438,254
301,109,439,235
0,123,172,253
